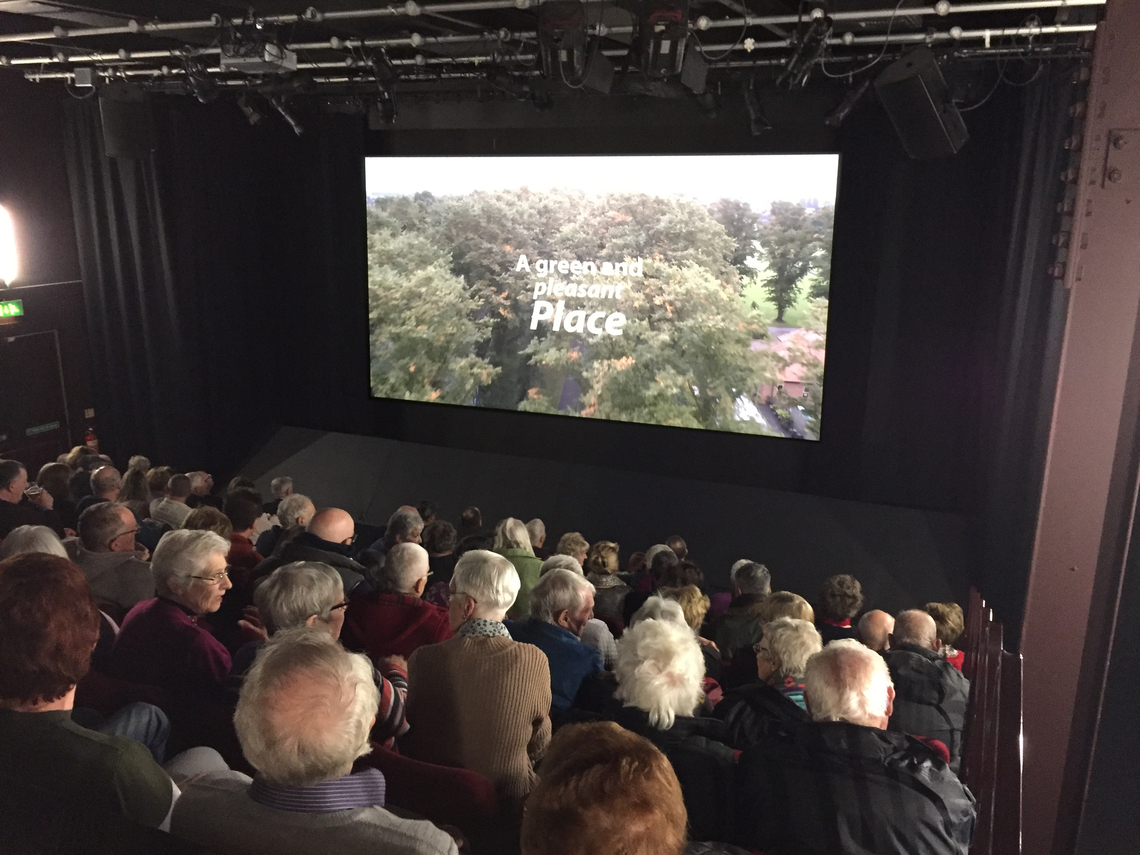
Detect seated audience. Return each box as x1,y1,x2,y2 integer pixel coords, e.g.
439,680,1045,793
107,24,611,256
69,502,155,615
171,628,458,855
661,583,721,680
521,721,688,855
127,455,151,473
254,507,369,596
622,546,684,624
713,560,772,661
117,466,152,505
183,504,233,538
255,492,314,557
343,542,453,660
458,504,485,538
36,461,78,530
149,473,192,530
0,553,177,852
713,618,818,749
404,550,551,812
507,568,603,711
417,500,437,525
758,590,815,624
736,639,975,854
541,554,619,667
0,523,68,559
75,465,122,516
422,518,458,588
224,488,265,575
527,517,550,559
816,573,864,644
857,609,895,652
666,534,688,560
145,466,175,512
186,470,221,509
496,516,545,619
883,609,970,772
585,539,630,632
263,475,294,517
925,601,967,670
367,506,424,556
0,458,64,538
555,531,589,565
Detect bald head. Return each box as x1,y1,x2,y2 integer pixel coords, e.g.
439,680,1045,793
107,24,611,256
307,508,355,546
857,610,895,652
892,609,938,650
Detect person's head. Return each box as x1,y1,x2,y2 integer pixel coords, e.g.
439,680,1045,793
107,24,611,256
526,518,546,549
521,722,687,855
758,590,815,624
276,493,315,529
460,506,482,530
254,562,346,639
270,476,294,500
0,525,68,560
494,517,534,555
555,532,589,565
731,561,772,597
857,610,895,652
891,609,939,651
455,533,494,561
614,610,705,730
626,551,646,576
818,574,864,623
307,508,355,546
146,466,175,498
226,476,256,495
381,542,431,597
584,540,619,577
755,617,822,683
383,507,423,549
0,553,101,710
235,628,378,786
804,638,895,729
65,445,97,469
151,529,232,615
421,520,457,557
167,473,192,501
541,553,584,576
0,460,28,505
88,466,122,501
224,488,263,536
117,467,151,504
447,549,520,628
416,500,437,525
183,505,233,539
665,535,687,560
531,568,595,637
78,502,139,554
923,602,965,649
658,585,710,633
35,462,72,502
648,549,681,588
187,470,213,496
127,455,151,473
628,595,688,629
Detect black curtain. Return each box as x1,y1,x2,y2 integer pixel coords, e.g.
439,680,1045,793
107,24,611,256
63,98,275,477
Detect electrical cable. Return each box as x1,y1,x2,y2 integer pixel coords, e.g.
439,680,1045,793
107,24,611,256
817,0,908,78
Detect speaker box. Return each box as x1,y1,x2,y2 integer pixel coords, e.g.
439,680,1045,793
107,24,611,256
98,83,156,159
874,47,968,160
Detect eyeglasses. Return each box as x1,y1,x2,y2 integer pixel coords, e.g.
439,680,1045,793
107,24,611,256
446,589,476,604
190,569,230,586
752,642,773,658
330,600,350,612
107,527,140,549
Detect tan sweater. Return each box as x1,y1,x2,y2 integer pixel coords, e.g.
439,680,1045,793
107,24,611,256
404,635,551,807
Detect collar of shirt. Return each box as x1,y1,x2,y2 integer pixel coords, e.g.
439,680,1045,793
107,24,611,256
820,617,852,628
456,617,510,638
249,767,386,813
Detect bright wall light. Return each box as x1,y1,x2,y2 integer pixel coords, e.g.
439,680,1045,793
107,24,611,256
0,204,17,286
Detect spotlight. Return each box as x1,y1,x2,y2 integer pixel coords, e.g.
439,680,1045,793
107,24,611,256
637,0,689,78
743,79,771,136
824,78,869,127
777,14,833,89
237,91,266,125
271,96,303,135
538,1,588,83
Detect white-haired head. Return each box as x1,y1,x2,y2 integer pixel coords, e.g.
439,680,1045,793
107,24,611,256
629,595,688,629
643,544,673,571
450,549,520,620
0,525,67,560
270,476,294,500
530,568,595,636
615,614,705,731
892,609,938,651
541,553,583,576
525,518,546,548
804,639,894,728
277,493,315,529
254,562,344,635
494,517,534,555
151,529,230,596
762,617,822,681
382,542,430,596
235,628,379,786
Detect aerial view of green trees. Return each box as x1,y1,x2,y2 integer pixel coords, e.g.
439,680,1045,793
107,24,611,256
367,186,833,438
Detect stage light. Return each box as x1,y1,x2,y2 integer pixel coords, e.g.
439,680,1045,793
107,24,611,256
777,14,832,89
0,205,17,287
538,1,588,83
271,97,303,135
237,92,265,125
824,78,869,127
636,0,689,78
743,79,771,136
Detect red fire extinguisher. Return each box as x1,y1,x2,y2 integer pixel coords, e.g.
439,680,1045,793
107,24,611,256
84,424,99,453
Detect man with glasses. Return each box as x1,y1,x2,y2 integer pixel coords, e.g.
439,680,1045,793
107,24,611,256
69,501,155,616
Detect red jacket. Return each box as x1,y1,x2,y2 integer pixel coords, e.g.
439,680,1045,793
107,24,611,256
343,592,453,661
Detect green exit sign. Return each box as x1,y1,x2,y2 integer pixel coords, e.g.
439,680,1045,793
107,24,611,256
0,300,22,318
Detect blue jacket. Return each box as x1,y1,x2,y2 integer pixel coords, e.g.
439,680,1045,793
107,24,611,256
506,618,604,710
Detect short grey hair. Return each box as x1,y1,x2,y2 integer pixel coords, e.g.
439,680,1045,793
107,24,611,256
531,568,595,625
450,550,520,619
615,613,705,730
187,471,208,490
78,502,129,552
235,627,378,786
629,595,688,629
494,517,534,554
804,639,894,726
383,507,423,548
525,518,545,546
277,493,314,528
127,455,151,472
382,543,429,595
0,525,67,559
90,466,122,497
762,617,823,681
270,476,294,499
254,562,344,635
152,529,230,596
892,609,937,649
541,554,582,576
732,561,771,595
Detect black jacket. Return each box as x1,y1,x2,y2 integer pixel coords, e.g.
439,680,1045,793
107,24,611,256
735,719,976,854
250,532,370,596
882,643,970,772
712,680,809,750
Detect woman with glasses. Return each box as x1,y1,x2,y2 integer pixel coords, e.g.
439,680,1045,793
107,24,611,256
403,549,552,819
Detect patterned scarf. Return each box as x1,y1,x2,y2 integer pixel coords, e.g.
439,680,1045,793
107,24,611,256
456,618,510,638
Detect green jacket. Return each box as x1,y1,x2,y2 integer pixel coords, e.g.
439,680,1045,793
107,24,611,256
500,548,545,619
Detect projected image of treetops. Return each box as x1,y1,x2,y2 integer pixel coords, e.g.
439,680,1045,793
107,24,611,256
366,155,837,439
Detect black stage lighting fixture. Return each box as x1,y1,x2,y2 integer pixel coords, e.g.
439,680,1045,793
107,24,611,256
824,78,870,127
680,42,708,94
538,0,588,83
777,14,833,89
637,0,689,78
743,78,771,136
